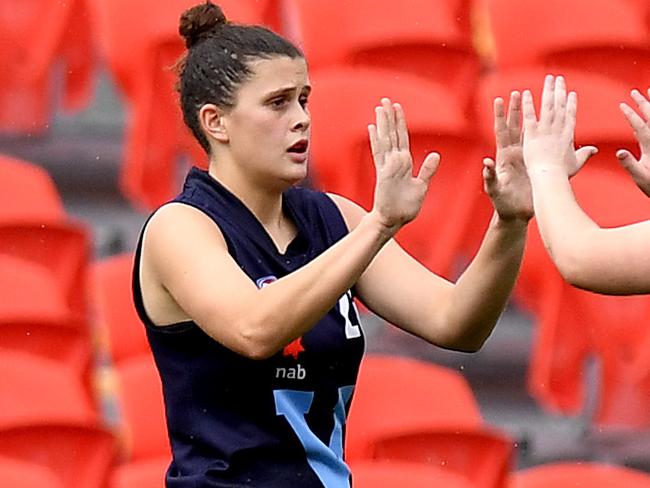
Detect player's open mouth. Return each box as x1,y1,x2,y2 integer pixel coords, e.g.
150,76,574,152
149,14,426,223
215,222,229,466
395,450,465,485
287,139,308,154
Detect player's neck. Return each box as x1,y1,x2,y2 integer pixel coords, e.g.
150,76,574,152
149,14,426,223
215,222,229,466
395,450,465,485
208,161,287,230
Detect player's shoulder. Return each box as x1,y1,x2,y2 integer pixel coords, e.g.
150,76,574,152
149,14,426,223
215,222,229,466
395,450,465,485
147,202,217,230
144,202,227,253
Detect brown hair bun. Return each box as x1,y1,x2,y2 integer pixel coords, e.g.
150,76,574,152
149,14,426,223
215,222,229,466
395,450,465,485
179,1,228,49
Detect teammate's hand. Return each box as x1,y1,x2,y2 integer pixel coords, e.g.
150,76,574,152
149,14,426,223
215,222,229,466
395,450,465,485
522,75,597,177
617,88,650,197
483,91,533,222
368,98,440,232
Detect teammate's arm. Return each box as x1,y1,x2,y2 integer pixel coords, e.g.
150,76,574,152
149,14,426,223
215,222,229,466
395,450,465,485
523,76,650,294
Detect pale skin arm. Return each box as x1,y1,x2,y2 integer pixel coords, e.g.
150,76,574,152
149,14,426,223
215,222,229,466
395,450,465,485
522,75,650,294
330,93,532,352
141,98,439,360
617,88,650,197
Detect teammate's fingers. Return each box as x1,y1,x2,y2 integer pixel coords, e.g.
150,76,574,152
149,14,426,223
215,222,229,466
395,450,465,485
493,97,508,147
507,91,523,137
620,102,650,151
482,157,496,186
616,149,640,175
615,149,650,197
522,90,538,132
553,75,567,124
630,89,650,122
575,145,598,167
565,91,578,135
540,74,555,126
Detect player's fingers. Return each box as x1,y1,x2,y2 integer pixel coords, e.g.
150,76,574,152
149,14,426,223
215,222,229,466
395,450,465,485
394,103,410,152
522,90,538,133
507,91,523,140
415,152,441,186
494,97,508,147
368,124,384,168
540,74,555,126
630,89,650,122
381,97,398,149
553,75,567,125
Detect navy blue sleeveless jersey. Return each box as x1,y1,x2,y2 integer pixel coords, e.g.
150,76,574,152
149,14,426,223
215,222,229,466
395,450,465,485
132,168,365,487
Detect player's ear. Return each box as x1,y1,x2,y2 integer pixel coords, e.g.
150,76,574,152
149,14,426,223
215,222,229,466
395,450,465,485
200,103,229,143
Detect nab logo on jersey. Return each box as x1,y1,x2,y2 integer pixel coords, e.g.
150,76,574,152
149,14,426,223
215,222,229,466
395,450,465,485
277,339,307,379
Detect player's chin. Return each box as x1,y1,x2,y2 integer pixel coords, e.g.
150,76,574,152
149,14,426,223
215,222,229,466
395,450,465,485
283,160,309,184
282,172,307,187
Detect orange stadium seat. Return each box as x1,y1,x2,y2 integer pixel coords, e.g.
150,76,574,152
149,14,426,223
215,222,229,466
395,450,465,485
485,0,650,87
0,350,98,430
0,456,63,488
114,355,170,461
0,155,92,322
0,224,90,320
288,0,481,111
350,460,473,488
0,0,95,134
346,354,514,488
0,351,115,488
89,0,275,209
0,316,92,375
511,462,650,488
0,155,66,223
92,252,150,364
371,430,513,488
0,254,73,322
308,67,490,277
0,426,115,488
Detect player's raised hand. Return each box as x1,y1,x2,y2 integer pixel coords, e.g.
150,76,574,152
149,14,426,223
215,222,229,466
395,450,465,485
522,75,597,177
617,88,650,197
368,98,440,232
483,91,533,222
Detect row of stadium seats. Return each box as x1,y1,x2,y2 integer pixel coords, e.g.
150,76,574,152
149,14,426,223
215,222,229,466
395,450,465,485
4,0,650,484
2,0,650,211
0,154,111,486
0,351,115,488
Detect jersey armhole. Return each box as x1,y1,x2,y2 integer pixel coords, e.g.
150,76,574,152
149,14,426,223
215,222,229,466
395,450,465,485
131,202,236,333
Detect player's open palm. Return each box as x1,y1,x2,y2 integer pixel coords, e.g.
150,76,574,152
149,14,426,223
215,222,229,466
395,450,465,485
483,91,533,222
368,98,440,232
617,88,650,197
522,75,596,177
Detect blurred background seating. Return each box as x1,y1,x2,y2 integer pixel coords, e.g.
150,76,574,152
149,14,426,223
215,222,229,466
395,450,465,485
3,1,650,486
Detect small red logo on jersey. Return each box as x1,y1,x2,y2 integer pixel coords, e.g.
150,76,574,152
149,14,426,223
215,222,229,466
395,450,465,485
283,337,305,360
